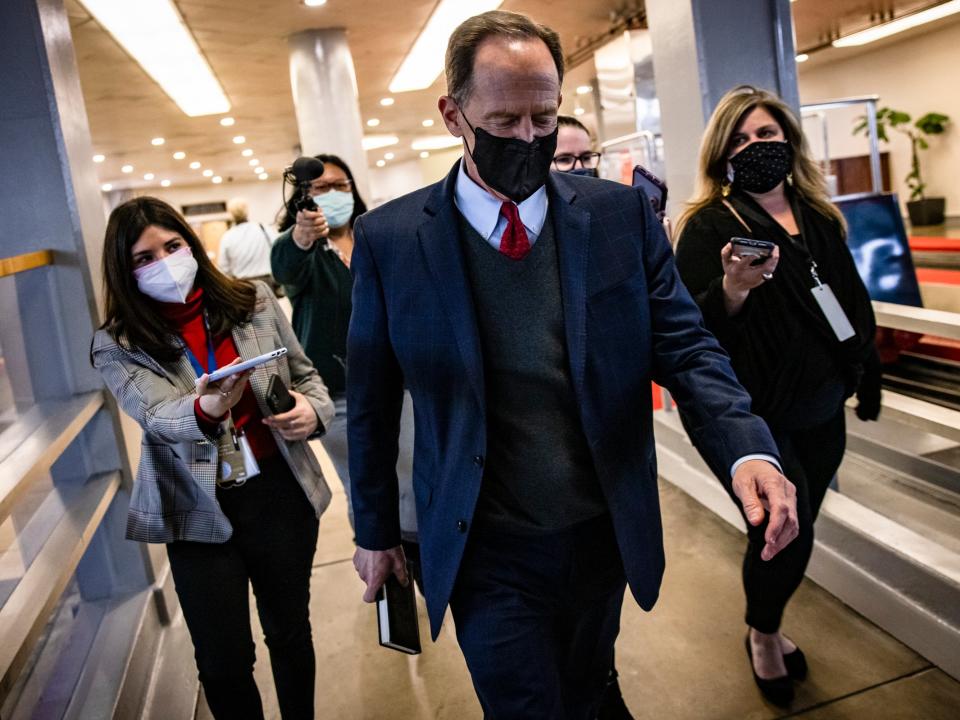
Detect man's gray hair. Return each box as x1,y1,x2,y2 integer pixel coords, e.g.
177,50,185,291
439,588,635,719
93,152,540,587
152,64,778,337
445,10,564,107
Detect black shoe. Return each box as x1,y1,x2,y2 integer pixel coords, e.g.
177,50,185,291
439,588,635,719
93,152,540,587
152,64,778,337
597,674,634,720
745,635,794,707
783,645,807,681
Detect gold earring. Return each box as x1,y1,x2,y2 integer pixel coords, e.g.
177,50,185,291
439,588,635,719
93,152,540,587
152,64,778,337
721,180,732,197
786,172,794,187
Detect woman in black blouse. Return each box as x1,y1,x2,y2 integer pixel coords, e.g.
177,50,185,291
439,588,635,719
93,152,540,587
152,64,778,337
674,85,881,706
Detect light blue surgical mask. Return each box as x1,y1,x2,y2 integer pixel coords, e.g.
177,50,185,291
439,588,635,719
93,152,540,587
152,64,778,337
311,190,355,229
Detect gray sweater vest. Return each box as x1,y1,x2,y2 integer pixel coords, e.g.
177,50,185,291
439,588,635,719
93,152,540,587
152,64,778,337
458,211,606,533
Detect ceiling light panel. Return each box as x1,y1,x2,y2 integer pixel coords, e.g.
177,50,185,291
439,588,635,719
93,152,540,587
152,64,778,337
389,0,504,93
833,0,960,46
411,135,462,151
77,0,230,117
362,135,400,151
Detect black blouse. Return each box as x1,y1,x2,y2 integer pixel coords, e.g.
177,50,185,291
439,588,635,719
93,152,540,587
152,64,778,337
675,192,877,431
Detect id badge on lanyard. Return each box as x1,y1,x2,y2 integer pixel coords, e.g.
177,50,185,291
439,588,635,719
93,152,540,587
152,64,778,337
186,312,261,486
808,261,855,342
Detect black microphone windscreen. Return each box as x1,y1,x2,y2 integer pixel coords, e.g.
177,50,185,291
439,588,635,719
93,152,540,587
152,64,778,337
291,156,325,184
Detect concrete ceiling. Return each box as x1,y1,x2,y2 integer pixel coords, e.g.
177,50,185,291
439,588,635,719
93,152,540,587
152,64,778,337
67,0,954,192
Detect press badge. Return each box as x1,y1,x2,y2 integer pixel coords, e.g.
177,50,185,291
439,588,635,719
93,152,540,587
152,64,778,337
811,284,855,342
216,416,260,486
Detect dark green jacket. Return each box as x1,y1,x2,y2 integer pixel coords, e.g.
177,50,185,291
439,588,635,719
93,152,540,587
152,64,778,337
271,229,352,394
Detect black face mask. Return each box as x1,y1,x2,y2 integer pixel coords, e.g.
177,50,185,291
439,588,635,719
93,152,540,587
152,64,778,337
729,140,793,194
565,167,598,178
462,112,558,203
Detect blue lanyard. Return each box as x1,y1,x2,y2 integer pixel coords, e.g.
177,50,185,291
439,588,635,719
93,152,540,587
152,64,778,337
183,311,218,378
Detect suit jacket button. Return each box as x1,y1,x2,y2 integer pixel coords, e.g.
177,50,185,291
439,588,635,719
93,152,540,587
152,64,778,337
473,455,484,468
457,520,468,533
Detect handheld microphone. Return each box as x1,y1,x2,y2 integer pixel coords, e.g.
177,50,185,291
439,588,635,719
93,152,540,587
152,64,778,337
283,156,326,214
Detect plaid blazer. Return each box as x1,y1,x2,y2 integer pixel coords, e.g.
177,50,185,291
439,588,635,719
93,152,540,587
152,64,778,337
92,281,335,544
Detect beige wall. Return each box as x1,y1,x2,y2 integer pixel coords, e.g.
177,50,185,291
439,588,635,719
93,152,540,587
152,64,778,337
145,179,285,230
798,19,960,217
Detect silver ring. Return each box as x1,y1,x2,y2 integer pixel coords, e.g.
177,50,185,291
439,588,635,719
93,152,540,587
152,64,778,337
762,272,774,281
219,389,230,397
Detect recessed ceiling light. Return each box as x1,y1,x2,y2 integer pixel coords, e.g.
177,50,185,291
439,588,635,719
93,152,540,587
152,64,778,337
232,135,246,144
76,0,230,116
367,118,381,127
833,0,960,46
411,135,462,151
173,151,186,159
212,176,223,184
573,107,585,116
259,173,269,180
576,85,592,95
189,161,201,169
101,183,113,191
254,166,265,174
384,152,395,160
389,0,504,93
376,160,386,167
160,179,171,187
422,118,435,127
379,97,395,106
93,154,105,163
304,0,327,6
248,159,259,166
144,173,155,180
420,151,430,159
151,137,165,146
121,164,134,173
220,117,235,126
241,148,254,157
362,134,400,151
202,169,213,177
795,53,809,62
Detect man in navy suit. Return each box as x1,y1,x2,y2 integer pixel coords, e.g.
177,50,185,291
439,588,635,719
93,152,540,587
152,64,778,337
343,10,798,718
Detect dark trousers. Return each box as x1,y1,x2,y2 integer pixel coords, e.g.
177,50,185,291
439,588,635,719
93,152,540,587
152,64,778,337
167,456,320,720
740,407,846,632
450,514,627,720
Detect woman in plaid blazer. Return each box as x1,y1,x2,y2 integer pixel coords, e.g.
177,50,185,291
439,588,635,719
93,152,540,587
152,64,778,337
92,197,335,720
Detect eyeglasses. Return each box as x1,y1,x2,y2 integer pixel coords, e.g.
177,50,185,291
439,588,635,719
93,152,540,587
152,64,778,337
552,152,601,171
310,179,353,194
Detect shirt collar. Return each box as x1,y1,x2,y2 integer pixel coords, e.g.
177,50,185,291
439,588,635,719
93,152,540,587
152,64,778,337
453,158,548,241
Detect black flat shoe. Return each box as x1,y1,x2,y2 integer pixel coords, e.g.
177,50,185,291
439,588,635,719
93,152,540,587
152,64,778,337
745,635,794,707
783,646,808,681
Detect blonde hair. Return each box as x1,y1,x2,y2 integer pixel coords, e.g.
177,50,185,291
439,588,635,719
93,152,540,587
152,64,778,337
227,198,248,224
675,85,844,238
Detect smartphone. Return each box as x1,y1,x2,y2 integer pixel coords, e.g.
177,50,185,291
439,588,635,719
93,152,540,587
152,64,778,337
731,237,776,266
198,348,288,385
266,374,296,415
632,165,668,219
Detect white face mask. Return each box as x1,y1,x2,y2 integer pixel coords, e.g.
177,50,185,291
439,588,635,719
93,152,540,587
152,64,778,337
133,246,198,303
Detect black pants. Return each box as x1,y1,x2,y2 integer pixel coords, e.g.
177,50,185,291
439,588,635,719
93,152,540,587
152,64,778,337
450,514,627,720
167,456,320,720
739,407,846,633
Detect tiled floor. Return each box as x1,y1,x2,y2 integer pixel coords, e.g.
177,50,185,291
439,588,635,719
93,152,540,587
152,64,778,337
197,442,960,719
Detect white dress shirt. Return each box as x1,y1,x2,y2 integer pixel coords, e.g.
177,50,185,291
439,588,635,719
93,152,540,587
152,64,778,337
451,160,781,480
217,221,276,279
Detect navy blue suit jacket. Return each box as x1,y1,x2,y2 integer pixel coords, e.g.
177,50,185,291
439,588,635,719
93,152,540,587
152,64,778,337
347,161,778,639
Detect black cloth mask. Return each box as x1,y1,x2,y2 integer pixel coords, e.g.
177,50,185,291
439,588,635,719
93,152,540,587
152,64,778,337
462,113,558,203
729,140,793,194
565,167,598,178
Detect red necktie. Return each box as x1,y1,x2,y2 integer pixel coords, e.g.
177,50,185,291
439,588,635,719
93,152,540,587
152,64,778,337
499,202,531,260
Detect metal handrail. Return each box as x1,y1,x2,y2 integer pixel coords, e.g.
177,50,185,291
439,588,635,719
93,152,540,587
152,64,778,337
872,301,960,341
0,250,54,278
801,95,882,193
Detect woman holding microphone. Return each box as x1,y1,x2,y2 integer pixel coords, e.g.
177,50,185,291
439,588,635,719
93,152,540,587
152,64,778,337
92,196,334,719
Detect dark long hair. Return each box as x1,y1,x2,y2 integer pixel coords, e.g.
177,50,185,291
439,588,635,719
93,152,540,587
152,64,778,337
99,196,258,362
277,154,368,232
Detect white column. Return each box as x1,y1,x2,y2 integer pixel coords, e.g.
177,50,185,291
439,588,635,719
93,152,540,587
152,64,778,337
288,29,370,201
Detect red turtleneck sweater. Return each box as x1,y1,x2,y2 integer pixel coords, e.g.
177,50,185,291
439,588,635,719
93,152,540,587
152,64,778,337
157,287,278,460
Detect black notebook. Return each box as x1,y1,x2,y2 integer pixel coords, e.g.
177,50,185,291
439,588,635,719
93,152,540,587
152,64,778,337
376,573,421,655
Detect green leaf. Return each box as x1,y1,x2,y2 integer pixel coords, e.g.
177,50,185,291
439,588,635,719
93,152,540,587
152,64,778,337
915,112,951,135
887,110,911,126
917,137,929,150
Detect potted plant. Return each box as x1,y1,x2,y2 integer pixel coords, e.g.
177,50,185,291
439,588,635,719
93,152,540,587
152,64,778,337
854,107,951,226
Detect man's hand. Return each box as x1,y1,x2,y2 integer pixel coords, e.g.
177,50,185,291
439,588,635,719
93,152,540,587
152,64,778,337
353,545,408,603
291,208,329,250
732,459,799,561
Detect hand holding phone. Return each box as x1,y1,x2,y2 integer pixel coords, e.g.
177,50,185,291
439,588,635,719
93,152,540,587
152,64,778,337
265,374,296,415
197,348,287,386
